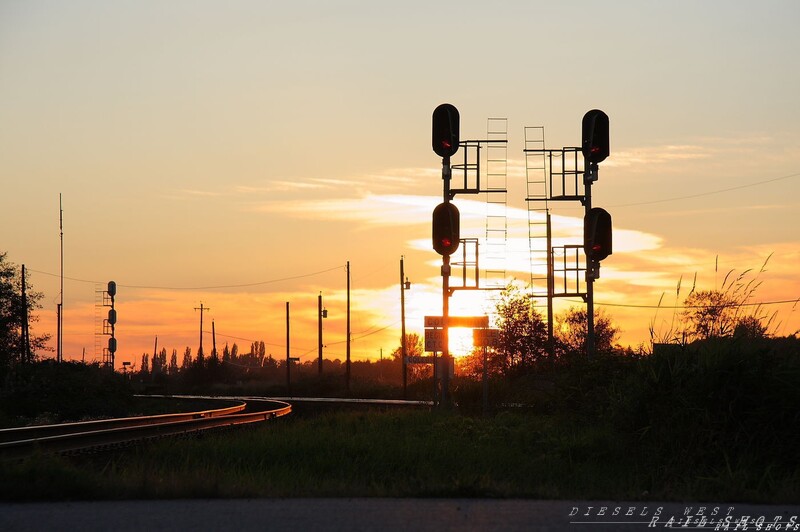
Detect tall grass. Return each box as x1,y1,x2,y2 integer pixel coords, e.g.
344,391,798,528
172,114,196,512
2,336,798,503
649,255,783,346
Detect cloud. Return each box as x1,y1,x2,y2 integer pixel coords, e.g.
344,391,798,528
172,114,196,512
606,145,712,168
253,194,438,226
176,188,227,198
231,167,439,197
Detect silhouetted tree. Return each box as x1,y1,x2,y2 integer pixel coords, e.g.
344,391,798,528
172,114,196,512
222,343,230,363
169,348,178,374
494,285,548,373
680,257,775,342
0,252,50,376
733,315,768,340
181,347,192,370
681,289,772,342
390,333,429,382
555,306,619,355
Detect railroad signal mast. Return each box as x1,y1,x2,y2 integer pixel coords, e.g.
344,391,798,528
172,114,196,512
102,281,117,370
431,103,460,406
523,109,613,358
429,103,511,405
581,110,612,358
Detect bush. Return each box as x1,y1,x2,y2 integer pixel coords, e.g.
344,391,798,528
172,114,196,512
609,336,800,471
1,360,134,425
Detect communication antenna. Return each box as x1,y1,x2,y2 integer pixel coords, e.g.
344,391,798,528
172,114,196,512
58,193,64,363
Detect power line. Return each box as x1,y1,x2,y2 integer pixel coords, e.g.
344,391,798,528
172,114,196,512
581,298,800,310
609,171,800,208
27,264,344,290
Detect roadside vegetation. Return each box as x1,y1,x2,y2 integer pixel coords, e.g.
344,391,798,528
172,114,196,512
1,250,798,502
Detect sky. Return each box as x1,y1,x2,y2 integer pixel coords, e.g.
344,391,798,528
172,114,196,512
1,0,799,368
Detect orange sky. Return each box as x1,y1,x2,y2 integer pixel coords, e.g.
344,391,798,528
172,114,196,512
2,2,799,367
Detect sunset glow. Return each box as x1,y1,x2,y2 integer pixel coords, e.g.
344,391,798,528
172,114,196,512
1,2,798,368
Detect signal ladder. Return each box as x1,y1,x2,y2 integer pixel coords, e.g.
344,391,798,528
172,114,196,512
524,126,549,298
483,118,509,289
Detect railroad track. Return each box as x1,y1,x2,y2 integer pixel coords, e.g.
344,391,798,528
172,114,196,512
0,396,292,460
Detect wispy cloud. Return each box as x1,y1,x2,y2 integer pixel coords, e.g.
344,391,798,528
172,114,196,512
252,194,437,226
231,167,438,196
607,145,712,168
177,188,227,198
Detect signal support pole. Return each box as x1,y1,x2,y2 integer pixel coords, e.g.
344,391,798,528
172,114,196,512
431,102,460,407
584,161,596,359
441,155,452,407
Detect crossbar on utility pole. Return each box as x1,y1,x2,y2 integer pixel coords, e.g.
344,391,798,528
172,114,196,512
194,303,210,364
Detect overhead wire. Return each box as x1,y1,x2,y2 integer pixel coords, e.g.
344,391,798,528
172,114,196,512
552,171,800,211
574,297,800,310
27,264,345,290
608,171,800,208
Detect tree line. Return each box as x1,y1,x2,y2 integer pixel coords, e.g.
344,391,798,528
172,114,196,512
1,249,789,396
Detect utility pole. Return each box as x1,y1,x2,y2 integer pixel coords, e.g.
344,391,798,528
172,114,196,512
318,292,325,375
21,265,31,364
286,301,290,393
400,256,410,399
346,261,351,395
194,303,210,364
212,320,217,362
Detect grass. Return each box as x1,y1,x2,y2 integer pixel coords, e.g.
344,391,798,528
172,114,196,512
3,403,796,503
2,337,798,503
1,409,640,501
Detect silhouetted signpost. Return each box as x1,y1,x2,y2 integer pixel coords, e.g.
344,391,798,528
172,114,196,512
420,314,489,405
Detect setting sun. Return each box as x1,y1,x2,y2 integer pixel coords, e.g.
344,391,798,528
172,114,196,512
448,328,475,358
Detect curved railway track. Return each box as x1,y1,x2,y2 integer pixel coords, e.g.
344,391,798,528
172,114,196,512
0,396,292,460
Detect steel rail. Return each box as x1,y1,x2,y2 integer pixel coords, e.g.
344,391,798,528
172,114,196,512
0,398,246,444
0,399,291,460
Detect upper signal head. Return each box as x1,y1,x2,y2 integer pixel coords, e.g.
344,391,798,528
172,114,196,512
432,103,460,158
582,109,609,164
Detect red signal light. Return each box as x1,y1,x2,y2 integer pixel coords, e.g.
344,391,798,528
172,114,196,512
432,104,460,158
432,202,460,256
582,109,609,164
584,207,612,262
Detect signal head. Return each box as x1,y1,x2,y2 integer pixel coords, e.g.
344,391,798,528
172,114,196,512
432,202,460,256
432,103,460,158
582,109,609,164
